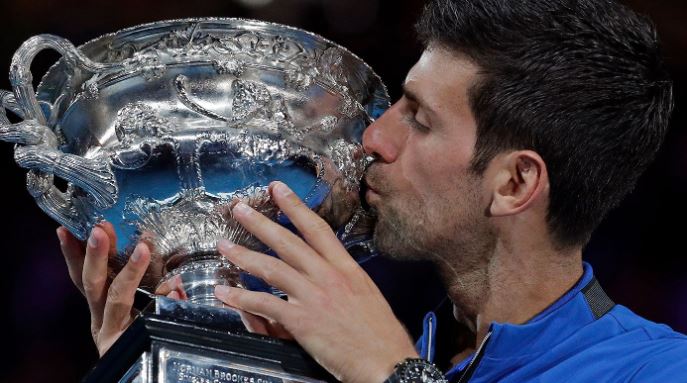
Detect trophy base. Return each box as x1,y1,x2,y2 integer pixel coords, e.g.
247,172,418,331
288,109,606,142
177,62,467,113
82,297,332,383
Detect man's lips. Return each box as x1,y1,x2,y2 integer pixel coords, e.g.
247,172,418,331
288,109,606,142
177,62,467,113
363,164,384,204
363,179,381,204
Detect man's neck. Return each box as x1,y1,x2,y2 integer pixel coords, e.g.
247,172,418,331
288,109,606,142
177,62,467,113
445,241,584,349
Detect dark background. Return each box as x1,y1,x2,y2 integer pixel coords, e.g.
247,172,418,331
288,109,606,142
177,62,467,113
0,0,685,381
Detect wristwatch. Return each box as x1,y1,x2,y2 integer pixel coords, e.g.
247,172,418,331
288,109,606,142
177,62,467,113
383,358,448,383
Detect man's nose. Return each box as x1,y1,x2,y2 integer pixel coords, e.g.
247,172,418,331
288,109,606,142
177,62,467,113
362,102,406,163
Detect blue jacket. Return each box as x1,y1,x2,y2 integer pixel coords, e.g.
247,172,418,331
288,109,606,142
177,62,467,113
416,263,687,382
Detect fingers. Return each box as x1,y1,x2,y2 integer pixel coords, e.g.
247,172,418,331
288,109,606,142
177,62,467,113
59,224,147,356
214,285,292,325
269,181,358,268
97,221,118,256
57,227,86,294
167,291,181,300
82,226,111,331
100,242,150,339
177,286,188,300
155,274,181,295
156,275,188,301
231,201,324,275
228,181,361,286
218,240,313,297
237,310,295,340
237,310,270,335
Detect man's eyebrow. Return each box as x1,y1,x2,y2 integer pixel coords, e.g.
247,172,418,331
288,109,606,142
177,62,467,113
402,82,436,117
401,82,421,104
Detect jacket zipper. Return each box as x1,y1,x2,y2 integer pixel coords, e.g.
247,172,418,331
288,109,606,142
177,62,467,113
427,314,434,362
456,331,492,383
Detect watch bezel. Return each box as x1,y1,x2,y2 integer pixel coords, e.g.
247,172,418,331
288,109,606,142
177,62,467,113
387,358,446,383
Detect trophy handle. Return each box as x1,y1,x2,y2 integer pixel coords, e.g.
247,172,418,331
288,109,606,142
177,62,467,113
0,35,123,239
26,170,90,240
0,90,24,123
0,91,89,239
9,34,119,124
13,146,118,207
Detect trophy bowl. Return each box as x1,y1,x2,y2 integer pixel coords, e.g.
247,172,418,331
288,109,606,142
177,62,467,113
0,18,389,307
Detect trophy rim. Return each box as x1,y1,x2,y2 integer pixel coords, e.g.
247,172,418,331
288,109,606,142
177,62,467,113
35,16,390,107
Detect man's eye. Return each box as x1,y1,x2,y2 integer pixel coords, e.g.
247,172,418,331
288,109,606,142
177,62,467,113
405,115,430,132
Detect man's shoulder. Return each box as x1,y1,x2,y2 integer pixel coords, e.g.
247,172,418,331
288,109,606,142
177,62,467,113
604,304,686,342
529,302,687,382
592,304,687,381
464,301,686,382
626,340,687,381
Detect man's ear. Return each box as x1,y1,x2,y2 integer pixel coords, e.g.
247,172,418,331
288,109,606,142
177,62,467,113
488,150,548,217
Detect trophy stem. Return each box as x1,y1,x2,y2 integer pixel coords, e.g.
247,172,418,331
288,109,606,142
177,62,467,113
163,253,243,308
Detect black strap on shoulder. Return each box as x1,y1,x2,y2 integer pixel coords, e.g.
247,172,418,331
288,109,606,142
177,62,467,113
581,277,615,319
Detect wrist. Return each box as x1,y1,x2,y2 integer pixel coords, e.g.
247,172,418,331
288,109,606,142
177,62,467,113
357,350,420,383
372,348,420,383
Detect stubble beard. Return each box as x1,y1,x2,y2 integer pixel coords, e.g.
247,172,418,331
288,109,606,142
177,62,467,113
371,182,497,327
372,177,496,268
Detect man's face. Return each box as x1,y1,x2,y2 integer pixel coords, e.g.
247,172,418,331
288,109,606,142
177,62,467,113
362,47,495,271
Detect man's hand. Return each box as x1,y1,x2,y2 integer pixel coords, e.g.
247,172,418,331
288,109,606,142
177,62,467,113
213,181,419,383
57,224,151,356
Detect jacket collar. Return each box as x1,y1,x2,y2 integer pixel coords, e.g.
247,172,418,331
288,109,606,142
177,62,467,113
484,262,605,358
435,262,615,378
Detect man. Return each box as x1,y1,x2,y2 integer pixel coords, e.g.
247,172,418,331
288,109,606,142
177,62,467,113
57,0,687,382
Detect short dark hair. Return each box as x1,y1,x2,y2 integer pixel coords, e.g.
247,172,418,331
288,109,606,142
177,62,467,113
416,0,673,248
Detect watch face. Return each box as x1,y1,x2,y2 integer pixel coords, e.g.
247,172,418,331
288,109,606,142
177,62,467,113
399,359,446,383
421,367,446,382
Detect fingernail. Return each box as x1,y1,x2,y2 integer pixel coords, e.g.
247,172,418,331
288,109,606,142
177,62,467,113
88,229,99,248
56,228,66,246
273,181,293,197
217,239,236,253
215,285,231,298
130,243,143,262
233,202,252,216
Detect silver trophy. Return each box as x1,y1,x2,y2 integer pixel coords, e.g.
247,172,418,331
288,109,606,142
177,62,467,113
0,18,388,382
